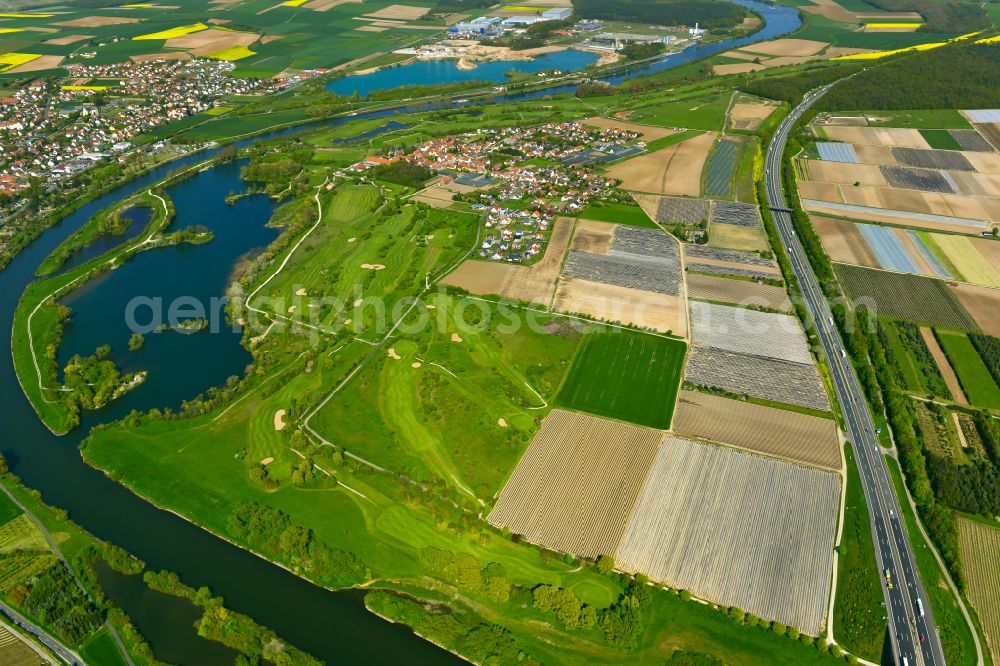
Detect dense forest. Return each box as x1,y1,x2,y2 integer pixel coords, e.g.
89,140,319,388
818,43,1000,111
573,0,747,29
739,62,863,105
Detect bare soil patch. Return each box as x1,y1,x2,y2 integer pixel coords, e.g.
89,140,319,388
43,34,92,45
728,97,779,131
364,4,429,20
950,283,1000,336
813,215,877,267
822,126,930,148
570,218,616,255
554,278,687,336
801,0,857,23
166,28,257,56
606,132,717,196
741,38,828,57
131,51,191,62
7,55,63,73
55,16,142,27
713,62,767,75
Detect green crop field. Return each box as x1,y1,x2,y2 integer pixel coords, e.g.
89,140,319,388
835,264,977,331
919,129,963,150
577,202,659,229
868,110,972,129
555,329,686,429
80,629,129,666
936,331,1000,409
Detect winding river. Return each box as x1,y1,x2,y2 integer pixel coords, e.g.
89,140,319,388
0,2,799,662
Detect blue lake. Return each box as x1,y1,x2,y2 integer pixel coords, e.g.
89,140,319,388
328,49,600,97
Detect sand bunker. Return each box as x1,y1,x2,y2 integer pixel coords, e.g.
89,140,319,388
260,457,275,465
498,418,508,428
451,333,463,342
287,306,296,313
295,288,307,296
361,263,386,270
273,409,286,431
412,362,422,368
388,348,401,360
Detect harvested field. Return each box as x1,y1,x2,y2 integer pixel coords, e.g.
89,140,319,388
686,346,828,410
713,63,767,75
822,126,930,148
807,160,888,187
606,132,716,197
55,16,142,27
556,329,686,429
728,95,779,132
837,186,999,224
958,518,1000,663
880,165,955,193
674,390,839,468
835,263,977,329
967,152,1000,174
43,34,92,45
801,0,856,23
813,215,879,267
686,272,791,311
615,436,839,635
948,171,1000,197
581,116,675,141
709,222,766,251
555,278,687,335
132,51,191,62
487,409,662,559
712,201,760,227
570,219,615,255
798,181,843,202
742,38,828,57
165,28,257,56
950,283,1000,336
690,301,812,364
7,55,63,73
364,3,429,19
440,216,572,306
952,129,995,153
892,147,975,172
919,327,967,405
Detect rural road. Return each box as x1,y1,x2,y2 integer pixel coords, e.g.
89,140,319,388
0,599,81,665
764,84,945,666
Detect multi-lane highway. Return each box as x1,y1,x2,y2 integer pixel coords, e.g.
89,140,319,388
764,85,945,666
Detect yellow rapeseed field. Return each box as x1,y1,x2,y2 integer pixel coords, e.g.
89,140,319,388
133,23,208,40
0,53,40,67
205,45,256,61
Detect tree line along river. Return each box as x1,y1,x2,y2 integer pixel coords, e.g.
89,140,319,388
0,2,799,662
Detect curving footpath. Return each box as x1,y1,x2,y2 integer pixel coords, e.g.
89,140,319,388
764,84,948,666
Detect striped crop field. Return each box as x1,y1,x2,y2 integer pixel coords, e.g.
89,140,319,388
487,410,663,559
555,328,686,429
835,264,978,330
929,234,1000,289
615,437,840,635
0,625,45,666
958,518,1000,662
673,389,840,469
689,301,813,364
703,138,741,197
